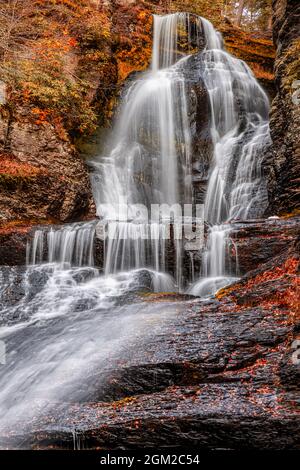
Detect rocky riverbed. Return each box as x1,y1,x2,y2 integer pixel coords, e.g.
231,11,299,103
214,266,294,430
0,232,298,450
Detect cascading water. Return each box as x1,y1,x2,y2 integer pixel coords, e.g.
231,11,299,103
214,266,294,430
91,12,270,294
90,13,204,288
27,221,96,267
188,20,271,296
203,50,270,225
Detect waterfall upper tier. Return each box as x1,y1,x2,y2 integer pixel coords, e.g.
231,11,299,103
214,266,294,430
89,13,271,290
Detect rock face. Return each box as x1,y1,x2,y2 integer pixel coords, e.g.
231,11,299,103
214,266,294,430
264,0,300,216
183,55,213,205
0,224,32,266
228,216,300,274
0,114,95,225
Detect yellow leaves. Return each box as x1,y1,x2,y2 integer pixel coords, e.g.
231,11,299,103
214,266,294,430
138,11,148,22
79,13,111,48
0,0,109,140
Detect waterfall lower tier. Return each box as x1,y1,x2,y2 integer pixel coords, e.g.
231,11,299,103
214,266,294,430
27,221,97,267
26,220,199,290
187,225,238,296
0,264,179,436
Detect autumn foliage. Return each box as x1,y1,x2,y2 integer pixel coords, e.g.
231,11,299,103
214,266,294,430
217,256,300,318
0,0,113,135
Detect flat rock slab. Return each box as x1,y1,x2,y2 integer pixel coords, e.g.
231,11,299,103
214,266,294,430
2,293,299,449
4,383,299,450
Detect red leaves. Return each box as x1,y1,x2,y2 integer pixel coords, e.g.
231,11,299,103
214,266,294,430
31,107,49,125
244,256,299,291
0,155,42,178
68,37,78,47
217,256,299,317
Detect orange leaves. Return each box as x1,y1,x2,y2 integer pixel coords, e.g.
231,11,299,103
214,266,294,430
217,256,299,318
243,257,299,292
111,396,137,411
31,107,50,125
22,87,31,102
33,35,77,65
1,0,109,136
68,37,78,48
138,11,148,23
283,277,300,317
251,62,274,81
0,155,43,178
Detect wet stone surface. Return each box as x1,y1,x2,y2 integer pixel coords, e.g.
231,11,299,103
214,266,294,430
1,245,299,449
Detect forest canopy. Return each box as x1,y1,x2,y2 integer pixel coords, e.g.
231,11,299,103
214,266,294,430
167,0,273,30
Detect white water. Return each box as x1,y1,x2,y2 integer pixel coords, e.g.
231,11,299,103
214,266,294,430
0,266,178,438
27,221,96,267
90,13,205,288
188,19,270,296
203,49,270,225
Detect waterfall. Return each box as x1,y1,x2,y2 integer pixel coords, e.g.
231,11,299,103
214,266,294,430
27,221,96,268
188,21,271,296
103,222,167,274
0,12,273,442
27,13,270,294
90,13,204,288
152,13,203,71
203,49,270,225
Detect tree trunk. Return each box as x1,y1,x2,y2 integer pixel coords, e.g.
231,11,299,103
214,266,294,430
236,0,246,26
267,12,273,30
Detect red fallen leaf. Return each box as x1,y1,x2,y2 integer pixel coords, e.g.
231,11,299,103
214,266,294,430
68,37,78,47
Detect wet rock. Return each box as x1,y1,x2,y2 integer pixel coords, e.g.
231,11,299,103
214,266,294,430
22,383,299,450
0,266,27,308
228,216,300,274
6,290,299,449
0,224,31,265
183,54,213,205
0,265,51,325
263,0,300,216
